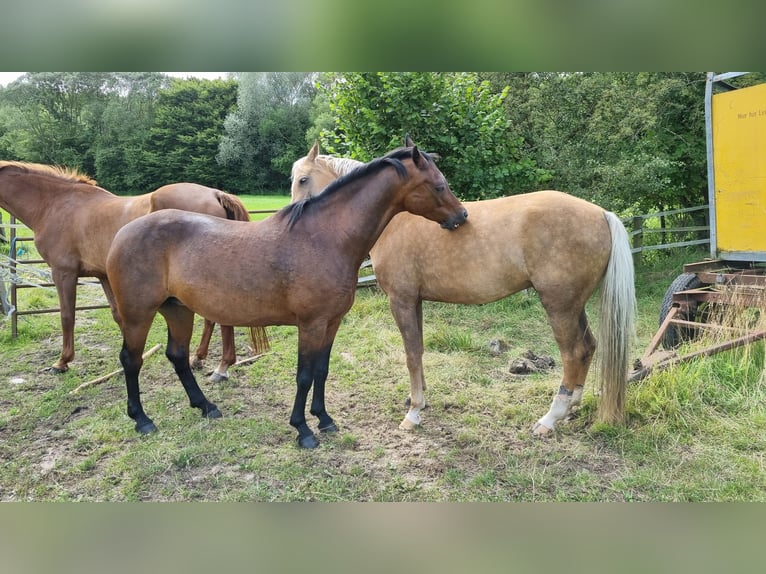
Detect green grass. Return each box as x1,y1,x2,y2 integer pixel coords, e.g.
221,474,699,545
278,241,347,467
237,194,291,219
1,246,766,500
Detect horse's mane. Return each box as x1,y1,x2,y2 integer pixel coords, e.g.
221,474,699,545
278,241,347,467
317,155,364,177
282,147,429,229
0,161,98,185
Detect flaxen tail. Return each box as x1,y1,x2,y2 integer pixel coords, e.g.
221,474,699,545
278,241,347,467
216,191,271,354
597,211,636,424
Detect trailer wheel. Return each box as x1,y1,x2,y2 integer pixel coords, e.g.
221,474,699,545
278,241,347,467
659,272,704,349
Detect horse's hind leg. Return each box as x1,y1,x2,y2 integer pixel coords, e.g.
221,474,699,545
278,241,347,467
191,318,214,370
161,303,221,420
191,320,236,383
211,325,236,382
532,307,596,437
119,320,157,434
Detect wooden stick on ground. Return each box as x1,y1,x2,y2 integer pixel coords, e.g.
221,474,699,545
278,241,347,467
70,343,163,394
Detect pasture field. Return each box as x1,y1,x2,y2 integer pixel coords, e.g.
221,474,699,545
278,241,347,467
1,246,765,501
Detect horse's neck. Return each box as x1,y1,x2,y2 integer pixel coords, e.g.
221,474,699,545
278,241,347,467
318,170,405,260
0,175,109,229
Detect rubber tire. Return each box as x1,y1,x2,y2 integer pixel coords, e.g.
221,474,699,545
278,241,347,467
659,272,703,349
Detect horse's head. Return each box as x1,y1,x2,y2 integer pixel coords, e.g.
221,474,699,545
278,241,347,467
291,140,467,230
290,141,337,202
396,142,467,230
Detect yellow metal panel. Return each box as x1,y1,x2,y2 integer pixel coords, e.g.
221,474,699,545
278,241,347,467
712,83,766,255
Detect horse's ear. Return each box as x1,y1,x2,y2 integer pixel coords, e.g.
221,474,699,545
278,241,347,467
404,134,415,147
308,140,319,161
412,145,424,167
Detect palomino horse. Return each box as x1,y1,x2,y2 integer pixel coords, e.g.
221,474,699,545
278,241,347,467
106,144,467,448
291,140,636,436
0,163,266,379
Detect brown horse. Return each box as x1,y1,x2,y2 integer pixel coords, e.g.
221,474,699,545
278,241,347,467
291,141,636,436
0,162,265,378
106,143,467,448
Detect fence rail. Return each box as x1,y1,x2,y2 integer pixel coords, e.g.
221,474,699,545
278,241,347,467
1,204,711,337
623,204,710,258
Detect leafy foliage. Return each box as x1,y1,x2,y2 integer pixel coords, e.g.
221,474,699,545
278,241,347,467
317,72,551,200
217,73,317,192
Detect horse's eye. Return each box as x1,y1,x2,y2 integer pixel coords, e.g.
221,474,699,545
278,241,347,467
435,184,445,193
299,176,309,185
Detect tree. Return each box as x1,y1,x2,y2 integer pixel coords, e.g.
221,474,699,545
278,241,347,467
316,72,550,200
485,72,709,212
1,72,114,172
92,72,169,193
142,78,242,192
218,72,317,192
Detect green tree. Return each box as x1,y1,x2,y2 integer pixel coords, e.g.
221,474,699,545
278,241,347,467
142,78,241,192
0,72,114,172
218,72,317,192
485,72,709,212
92,72,169,194
317,72,550,200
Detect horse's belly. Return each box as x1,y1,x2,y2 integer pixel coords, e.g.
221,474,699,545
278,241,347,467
418,273,530,304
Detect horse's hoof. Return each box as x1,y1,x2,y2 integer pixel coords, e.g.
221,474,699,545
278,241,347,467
45,366,67,375
399,417,418,431
203,407,222,419
319,422,338,434
297,433,319,449
190,359,204,370
531,422,554,437
209,371,229,383
135,421,158,434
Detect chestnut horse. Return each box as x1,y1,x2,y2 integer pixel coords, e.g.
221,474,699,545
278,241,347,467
106,144,467,448
291,141,636,436
0,162,266,378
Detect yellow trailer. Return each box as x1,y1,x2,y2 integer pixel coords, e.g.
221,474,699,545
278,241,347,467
631,73,766,381
709,78,766,261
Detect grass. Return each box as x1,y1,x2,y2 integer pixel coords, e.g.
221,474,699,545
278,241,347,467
1,246,766,500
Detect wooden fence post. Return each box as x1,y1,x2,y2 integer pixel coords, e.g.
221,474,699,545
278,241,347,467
631,216,643,265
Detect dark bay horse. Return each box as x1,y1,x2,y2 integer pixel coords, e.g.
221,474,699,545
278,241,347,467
0,162,264,378
291,141,636,436
106,143,467,448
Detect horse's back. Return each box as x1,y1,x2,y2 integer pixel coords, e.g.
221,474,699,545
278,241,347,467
150,183,249,221
371,191,613,304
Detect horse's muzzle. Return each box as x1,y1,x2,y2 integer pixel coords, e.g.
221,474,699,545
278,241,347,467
441,209,468,230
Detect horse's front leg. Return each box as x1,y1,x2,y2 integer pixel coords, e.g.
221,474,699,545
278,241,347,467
309,319,341,434
532,309,595,437
50,268,79,373
291,321,340,449
390,295,427,430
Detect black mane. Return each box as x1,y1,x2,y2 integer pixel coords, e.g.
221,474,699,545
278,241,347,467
281,147,433,229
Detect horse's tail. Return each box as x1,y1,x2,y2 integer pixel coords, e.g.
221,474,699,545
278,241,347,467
216,191,251,222
597,211,636,425
216,191,271,354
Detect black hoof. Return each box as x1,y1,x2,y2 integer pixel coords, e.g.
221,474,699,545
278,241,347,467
203,407,222,419
45,366,67,375
297,433,319,449
319,422,339,433
135,421,158,434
